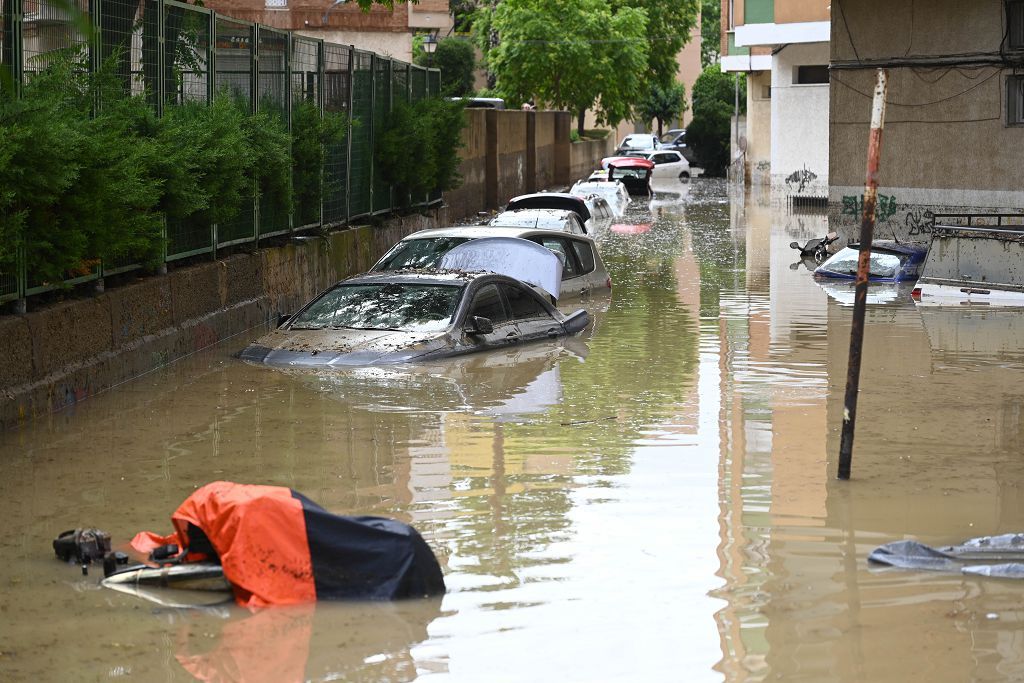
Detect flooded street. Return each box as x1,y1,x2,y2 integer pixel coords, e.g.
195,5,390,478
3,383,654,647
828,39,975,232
4,180,1024,681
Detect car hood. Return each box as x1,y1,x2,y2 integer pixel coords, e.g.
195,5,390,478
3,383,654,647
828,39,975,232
239,327,450,367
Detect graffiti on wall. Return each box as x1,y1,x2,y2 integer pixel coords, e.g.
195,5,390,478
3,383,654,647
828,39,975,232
785,166,818,193
841,194,898,222
904,209,935,236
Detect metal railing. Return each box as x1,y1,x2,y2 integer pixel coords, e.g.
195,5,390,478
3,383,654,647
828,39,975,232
0,0,441,307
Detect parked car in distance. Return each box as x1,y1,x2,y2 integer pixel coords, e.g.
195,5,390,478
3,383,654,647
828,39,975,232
240,267,589,368
449,96,506,109
370,226,612,301
628,150,691,182
814,241,928,282
659,128,699,166
615,133,661,154
488,208,587,235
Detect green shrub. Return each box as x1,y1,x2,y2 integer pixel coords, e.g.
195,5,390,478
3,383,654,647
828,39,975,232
376,97,466,200
292,99,348,226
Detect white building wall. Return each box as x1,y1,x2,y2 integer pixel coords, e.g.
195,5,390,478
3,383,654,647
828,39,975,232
770,41,829,195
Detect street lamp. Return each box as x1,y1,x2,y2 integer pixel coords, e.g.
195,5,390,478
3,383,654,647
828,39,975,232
422,31,438,68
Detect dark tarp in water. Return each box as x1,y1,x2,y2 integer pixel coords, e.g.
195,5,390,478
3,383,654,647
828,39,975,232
869,533,1024,579
132,481,445,607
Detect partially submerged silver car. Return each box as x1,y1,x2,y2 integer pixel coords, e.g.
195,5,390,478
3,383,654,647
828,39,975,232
240,239,590,367
370,226,612,301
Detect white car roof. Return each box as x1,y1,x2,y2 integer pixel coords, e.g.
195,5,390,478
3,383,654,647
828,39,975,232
400,225,596,243
488,208,583,233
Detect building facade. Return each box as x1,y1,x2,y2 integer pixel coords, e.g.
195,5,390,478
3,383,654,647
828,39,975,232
720,0,831,197
197,0,453,63
829,0,1024,240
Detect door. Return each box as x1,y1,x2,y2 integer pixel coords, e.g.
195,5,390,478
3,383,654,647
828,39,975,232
501,283,563,342
458,283,520,352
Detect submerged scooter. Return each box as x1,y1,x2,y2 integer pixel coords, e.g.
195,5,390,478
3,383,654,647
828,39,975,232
789,232,839,271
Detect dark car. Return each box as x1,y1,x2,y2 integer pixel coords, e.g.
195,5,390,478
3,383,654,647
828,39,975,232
813,241,928,282
239,271,589,367
606,157,655,196
659,128,698,166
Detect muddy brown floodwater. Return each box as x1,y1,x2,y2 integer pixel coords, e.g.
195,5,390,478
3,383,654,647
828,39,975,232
3,180,1024,681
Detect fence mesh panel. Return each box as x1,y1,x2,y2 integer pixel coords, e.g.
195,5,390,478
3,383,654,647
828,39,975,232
214,17,254,245
291,36,321,229
257,27,288,236
348,50,372,219
371,56,391,214
3,1,441,301
165,2,210,105
410,65,426,102
322,43,349,225
21,0,89,79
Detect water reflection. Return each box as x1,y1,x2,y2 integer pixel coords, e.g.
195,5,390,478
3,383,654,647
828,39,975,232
8,180,1024,680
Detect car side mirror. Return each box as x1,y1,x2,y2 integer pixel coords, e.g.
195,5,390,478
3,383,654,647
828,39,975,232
277,313,292,327
466,316,494,335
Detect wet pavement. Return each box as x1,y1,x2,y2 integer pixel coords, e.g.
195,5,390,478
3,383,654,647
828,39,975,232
3,180,1024,681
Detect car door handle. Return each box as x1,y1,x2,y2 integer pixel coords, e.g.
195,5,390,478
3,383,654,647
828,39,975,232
505,331,519,342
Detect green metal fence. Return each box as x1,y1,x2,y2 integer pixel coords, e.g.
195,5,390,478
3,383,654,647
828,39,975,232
0,0,440,306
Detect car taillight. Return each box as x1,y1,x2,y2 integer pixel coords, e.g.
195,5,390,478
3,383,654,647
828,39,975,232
606,277,612,290
911,287,921,300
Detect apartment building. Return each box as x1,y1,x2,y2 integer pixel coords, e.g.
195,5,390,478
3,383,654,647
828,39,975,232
720,0,831,196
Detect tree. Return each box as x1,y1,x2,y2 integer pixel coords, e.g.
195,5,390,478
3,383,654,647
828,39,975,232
414,38,476,97
686,64,744,176
700,0,721,67
483,0,649,135
612,0,700,87
638,81,687,137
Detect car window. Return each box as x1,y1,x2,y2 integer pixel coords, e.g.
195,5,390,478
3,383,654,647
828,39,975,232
291,283,463,332
503,284,555,321
570,239,596,275
374,237,472,271
820,249,905,278
533,236,579,278
653,153,676,164
469,284,510,323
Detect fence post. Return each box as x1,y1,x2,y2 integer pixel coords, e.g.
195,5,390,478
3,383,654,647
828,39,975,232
207,11,216,104
251,25,260,244
285,32,293,234
155,0,165,115
3,0,25,97
368,53,375,214
345,46,354,225
15,243,27,315
90,0,101,114
317,40,326,228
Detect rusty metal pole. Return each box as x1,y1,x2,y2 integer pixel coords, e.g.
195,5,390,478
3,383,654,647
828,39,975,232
837,69,888,480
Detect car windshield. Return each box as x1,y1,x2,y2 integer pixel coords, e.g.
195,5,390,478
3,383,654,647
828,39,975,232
820,249,905,278
290,283,464,332
373,237,472,271
621,136,653,148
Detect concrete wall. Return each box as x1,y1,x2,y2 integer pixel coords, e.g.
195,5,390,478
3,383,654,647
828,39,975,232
746,70,772,185
570,136,614,183
0,107,609,430
771,41,829,194
829,0,1024,240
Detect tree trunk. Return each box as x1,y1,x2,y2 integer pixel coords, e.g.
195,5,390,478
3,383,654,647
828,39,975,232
656,117,663,138
577,110,585,137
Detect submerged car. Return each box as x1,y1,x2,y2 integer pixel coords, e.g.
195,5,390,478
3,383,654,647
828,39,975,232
629,150,691,182
913,221,1024,306
813,241,928,282
501,192,613,232
569,180,631,218
240,239,590,368
370,226,612,301
488,207,587,234
606,157,655,196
